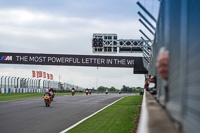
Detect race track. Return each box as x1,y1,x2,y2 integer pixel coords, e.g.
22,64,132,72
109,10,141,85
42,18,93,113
0,93,133,133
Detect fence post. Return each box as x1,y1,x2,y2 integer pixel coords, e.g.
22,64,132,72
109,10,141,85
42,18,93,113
1,76,4,88
8,76,11,89
5,76,7,88
17,77,20,88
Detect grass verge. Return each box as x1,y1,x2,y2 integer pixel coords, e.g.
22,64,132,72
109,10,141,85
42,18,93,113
0,92,84,102
67,95,143,133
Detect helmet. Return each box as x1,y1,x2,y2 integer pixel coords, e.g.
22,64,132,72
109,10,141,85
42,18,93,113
46,91,49,93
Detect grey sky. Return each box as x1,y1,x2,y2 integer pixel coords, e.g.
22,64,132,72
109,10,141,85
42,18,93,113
0,0,160,89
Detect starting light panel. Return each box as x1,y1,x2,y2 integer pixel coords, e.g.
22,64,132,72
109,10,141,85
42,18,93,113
92,33,118,53
92,33,147,53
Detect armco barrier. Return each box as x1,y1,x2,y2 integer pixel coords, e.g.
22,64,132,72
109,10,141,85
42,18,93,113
0,88,4,93
0,88,45,93
0,88,7,93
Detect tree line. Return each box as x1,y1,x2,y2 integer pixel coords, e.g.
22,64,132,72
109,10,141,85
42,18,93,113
97,85,143,93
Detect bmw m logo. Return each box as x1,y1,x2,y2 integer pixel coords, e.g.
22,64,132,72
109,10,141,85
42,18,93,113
0,56,12,61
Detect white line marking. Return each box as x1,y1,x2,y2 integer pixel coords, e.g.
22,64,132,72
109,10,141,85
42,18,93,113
137,90,149,133
60,97,124,133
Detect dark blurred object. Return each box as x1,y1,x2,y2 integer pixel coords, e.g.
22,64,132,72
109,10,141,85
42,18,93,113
148,76,157,95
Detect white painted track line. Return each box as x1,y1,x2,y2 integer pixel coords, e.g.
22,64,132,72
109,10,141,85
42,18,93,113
137,90,148,133
60,97,124,133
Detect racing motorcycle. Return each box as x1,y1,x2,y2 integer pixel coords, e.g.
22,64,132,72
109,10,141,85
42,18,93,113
71,90,75,96
89,90,92,95
86,90,89,95
44,94,51,107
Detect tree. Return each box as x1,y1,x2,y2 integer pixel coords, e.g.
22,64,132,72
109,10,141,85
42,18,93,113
121,85,128,92
109,86,116,91
97,86,106,92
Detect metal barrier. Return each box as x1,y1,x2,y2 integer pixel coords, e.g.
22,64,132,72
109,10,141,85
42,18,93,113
145,0,200,133
0,88,47,94
0,76,84,92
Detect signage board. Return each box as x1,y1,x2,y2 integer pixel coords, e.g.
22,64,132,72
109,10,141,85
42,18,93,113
0,52,148,73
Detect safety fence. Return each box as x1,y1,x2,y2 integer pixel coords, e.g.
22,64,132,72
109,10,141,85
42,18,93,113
0,76,85,93
0,88,46,93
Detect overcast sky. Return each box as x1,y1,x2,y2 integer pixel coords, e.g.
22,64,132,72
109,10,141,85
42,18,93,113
0,0,160,89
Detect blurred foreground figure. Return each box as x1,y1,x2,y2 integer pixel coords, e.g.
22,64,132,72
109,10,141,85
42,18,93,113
157,47,169,103
156,47,169,81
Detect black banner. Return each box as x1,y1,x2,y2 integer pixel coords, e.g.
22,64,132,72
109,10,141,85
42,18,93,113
0,52,147,73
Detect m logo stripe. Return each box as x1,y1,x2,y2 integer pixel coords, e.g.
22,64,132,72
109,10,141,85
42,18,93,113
4,56,8,60
0,56,12,61
1,56,5,60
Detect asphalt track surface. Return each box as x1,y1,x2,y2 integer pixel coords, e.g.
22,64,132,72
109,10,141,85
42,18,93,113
0,93,134,133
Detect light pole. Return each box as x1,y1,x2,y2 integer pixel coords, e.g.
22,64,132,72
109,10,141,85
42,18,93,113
96,67,99,90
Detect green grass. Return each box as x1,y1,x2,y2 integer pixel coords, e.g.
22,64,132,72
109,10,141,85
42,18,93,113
67,95,143,133
0,92,84,102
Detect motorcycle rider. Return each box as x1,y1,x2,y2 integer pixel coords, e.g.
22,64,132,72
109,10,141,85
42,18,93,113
71,88,75,96
49,87,54,93
44,90,51,107
105,89,108,94
44,90,51,96
49,87,55,99
44,90,52,100
85,88,89,95
89,89,92,95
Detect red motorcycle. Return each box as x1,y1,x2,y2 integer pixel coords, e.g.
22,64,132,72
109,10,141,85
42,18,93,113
89,90,92,95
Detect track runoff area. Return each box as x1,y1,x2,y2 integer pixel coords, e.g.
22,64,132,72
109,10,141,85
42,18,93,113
0,93,143,133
